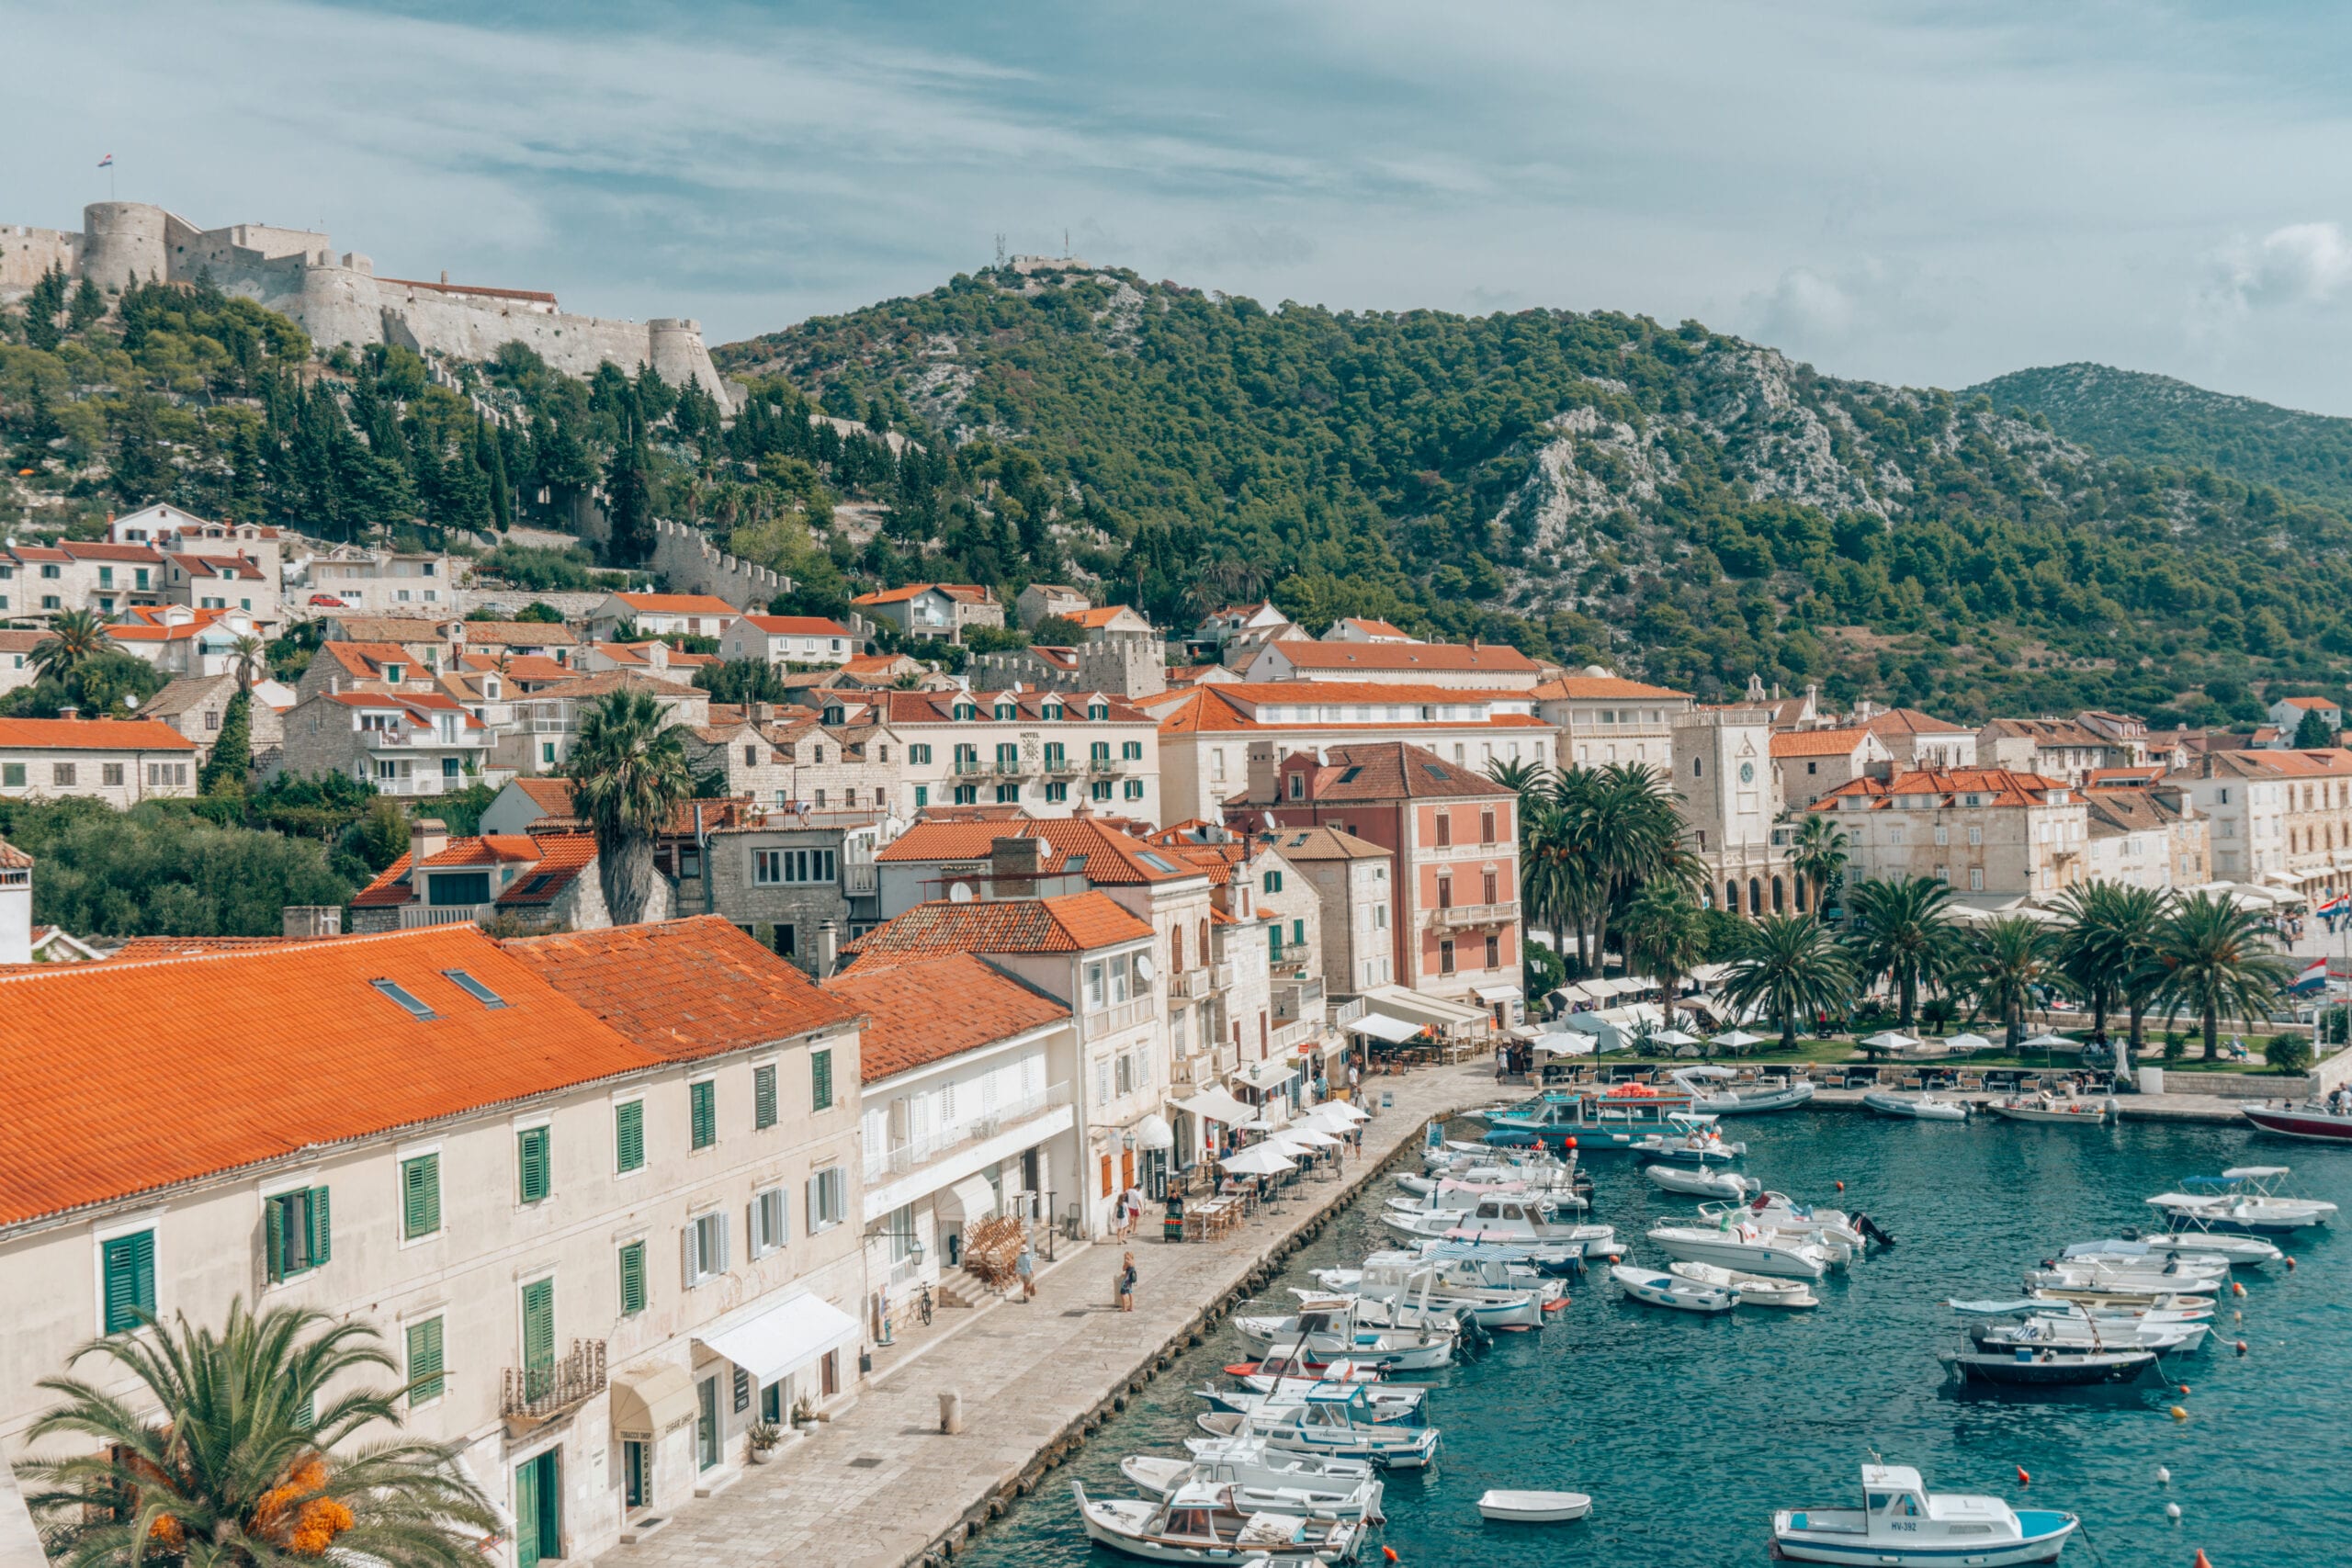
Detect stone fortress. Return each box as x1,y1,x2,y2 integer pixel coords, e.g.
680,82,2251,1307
1,202,730,411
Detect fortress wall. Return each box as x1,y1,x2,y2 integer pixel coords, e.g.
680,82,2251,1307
83,202,169,290
649,519,787,609
0,226,82,299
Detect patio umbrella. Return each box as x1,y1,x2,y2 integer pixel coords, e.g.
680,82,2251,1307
1236,1113,1288,1133
1945,1032,1995,1053
1317,1100,1371,1122
1711,1030,1765,1054
2019,1031,2075,1049
1302,1105,1358,1135
1220,1144,1299,1176
1653,1028,1702,1047
1274,1127,1342,1149
1860,1030,1919,1052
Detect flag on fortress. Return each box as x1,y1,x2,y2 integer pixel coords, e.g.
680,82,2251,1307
97,153,113,168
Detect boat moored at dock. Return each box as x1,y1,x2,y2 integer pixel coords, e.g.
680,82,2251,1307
1771,1463,2079,1564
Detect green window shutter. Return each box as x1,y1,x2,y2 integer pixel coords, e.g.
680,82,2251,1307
1292,919,1305,948
402,1156,441,1239
618,1242,647,1315
514,1455,540,1568
265,1194,289,1281
689,1080,717,1150
811,1049,833,1112
102,1231,154,1332
1268,926,1282,960
616,1101,645,1173
306,1187,331,1266
753,1066,777,1130
407,1316,446,1404
521,1278,554,1372
518,1127,550,1202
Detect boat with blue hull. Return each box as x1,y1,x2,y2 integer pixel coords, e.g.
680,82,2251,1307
1481,1087,1695,1151
1771,1464,2079,1564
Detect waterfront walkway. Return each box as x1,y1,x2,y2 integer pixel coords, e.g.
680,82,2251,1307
596,1062,1495,1568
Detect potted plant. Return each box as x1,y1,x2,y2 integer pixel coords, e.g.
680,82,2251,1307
791,1394,816,1429
746,1422,782,1464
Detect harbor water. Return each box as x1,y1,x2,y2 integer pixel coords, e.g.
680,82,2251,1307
954,1109,2350,1567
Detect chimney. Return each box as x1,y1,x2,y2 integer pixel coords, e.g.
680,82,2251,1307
814,918,840,979
1246,741,1282,806
751,701,774,725
56,705,77,721
282,905,344,939
411,817,448,866
990,835,1047,886
439,268,449,285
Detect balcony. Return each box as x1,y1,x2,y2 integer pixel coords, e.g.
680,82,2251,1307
1088,757,1122,774
1272,975,1326,1022
994,757,1024,774
400,903,493,929
1041,753,1080,775
502,1339,606,1435
842,863,878,897
863,1080,1072,1181
1169,966,1214,999
1272,1018,1320,1055
1429,901,1512,929
1330,996,1367,1028
952,758,988,776
1084,997,1155,1035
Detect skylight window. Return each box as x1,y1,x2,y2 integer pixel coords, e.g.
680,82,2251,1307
1340,766,1363,784
1137,852,1179,873
1423,763,1450,781
371,978,439,1021
442,970,508,1009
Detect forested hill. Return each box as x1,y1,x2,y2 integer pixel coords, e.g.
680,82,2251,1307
720,265,2352,727
1973,363,2352,518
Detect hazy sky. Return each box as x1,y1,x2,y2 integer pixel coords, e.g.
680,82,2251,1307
17,1,2352,412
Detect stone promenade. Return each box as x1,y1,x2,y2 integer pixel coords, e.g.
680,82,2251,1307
594,1061,1496,1568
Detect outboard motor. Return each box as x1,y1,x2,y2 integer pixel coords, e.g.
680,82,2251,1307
1855,1212,1898,1249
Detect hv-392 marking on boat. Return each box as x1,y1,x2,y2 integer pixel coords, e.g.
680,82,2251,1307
1771,1462,2080,1564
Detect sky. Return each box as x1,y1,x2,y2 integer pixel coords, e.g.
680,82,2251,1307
16,0,2352,412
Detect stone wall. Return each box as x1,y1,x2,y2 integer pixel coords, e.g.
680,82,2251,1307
0,225,83,298
968,638,1169,698
647,519,789,610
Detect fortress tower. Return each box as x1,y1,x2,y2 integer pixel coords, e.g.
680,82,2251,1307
80,202,169,289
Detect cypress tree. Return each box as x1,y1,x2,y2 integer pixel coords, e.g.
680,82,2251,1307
199,687,254,797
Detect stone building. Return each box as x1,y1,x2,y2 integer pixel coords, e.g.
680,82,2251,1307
1813,768,2088,900
1531,669,1695,772
0,716,198,806
1673,705,1797,917
1258,824,1396,994
1770,727,1893,813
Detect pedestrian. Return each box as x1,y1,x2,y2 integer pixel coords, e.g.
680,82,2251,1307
1015,1239,1036,1302
1347,1062,1362,1100
1117,1250,1137,1313
1121,1182,1145,1240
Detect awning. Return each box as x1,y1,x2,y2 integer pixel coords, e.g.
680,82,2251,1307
1134,1112,1176,1151
938,1174,999,1223
1358,985,1490,1032
695,1292,860,1386
1176,1088,1255,1125
1474,984,1522,1003
610,1360,697,1436
1235,1058,1298,1092
1350,1011,1424,1043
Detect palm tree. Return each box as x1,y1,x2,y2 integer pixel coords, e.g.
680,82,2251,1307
1482,757,1551,800
565,688,694,924
1962,916,2056,1048
14,1298,497,1568
1843,876,1967,1028
1789,814,1849,920
2108,887,2173,1059
2154,892,2293,1060
33,607,107,691
2050,882,2172,1045
1556,761,1690,975
1719,913,1857,1052
1620,883,1708,1028
229,633,267,693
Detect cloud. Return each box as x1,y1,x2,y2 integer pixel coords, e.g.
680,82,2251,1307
2205,221,2352,313
1739,258,1961,360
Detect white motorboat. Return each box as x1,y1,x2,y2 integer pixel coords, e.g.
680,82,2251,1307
2021,1267,2218,1304
1292,1281,1536,1335
2024,1283,2215,1311
1645,1163,1757,1201
1385,1177,1587,1220
1196,1388,1443,1469
1672,1065,1818,1115
1385,1195,1599,1245
1309,1262,1553,1330
1862,1089,1970,1122
1476,1489,1591,1523
2146,1167,2337,1234
1072,1480,1363,1563
1668,1259,1818,1307
1646,1222,1837,1280
1320,1254,1566,1305
1125,1446,1385,1523
1609,1263,1736,1313
1772,1463,2078,1564
1971,1314,2209,1353
1695,1193,1869,1254
1198,1382,1429,1425
1230,1307,1457,1371
1950,1295,2212,1325
1992,1093,2115,1126
1629,1111,1747,1164
2063,1233,2281,1268
2241,1099,2352,1144
2039,1249,2225,1283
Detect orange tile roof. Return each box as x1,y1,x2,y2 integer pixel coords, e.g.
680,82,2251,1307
1769,728,1876,758
0,836,30,870
1813,767,2067,811
1145,682,1546,736
503,916,859,1061
533,671,702,701
615,592,741,615
508,777,579,815
1068,605,1138,628
822,953,1069,1081
876,817,1203,884
451,621,578,647
166,551,264,580
1530,674,1692,700
60,540,164,563
2278,695,2341,711
320,640,426,679
0,716,195,751
0,927,661,1226
1258,641,1541,673
865,689,1148,725
104,935,338,962
1862,706,1971,737
351,831,598,908
740,615,854,637
845,891,1153,958
460,651,574,682
1338,617,1411,638
1282,740,1515,802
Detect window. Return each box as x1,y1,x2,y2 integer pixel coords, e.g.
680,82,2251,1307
807,1166,848,1231
684,1211,729,1285
1084,961,1106,1010
1044,782,1067,803
1291,918,1305,949
100,1230,155,1333
520,1279,554,1386
39,564,58,580
1122,739,1143,760
1123,779,1143,799
96,761,126,787
1091,739,1112,762
1268,925,1283,961
811,1047,835,1111
1437,875,1453,909
1439,939,1456,976
372,978,438,1021
689,1079,718,1150
1479,809,1497,844
752,1187,787,1256
1967,826,1983,846
995,784,1021,803
51,763,75,787
955,784,978,806
1933,825,1949,845
754,850,782,885
0,765,16,788
1483,870,1498,904
40,595,59,611
442,970,506,1008
1969,868,1985,892
910,743,933,764
1434,810,1451,847
401,1155,441,1239
517,1126,552,1203
1485,933,1500,968
1090,781,1113,802
912,784,929,808
1286,773,1304,800
615,1100,645,1174
427,872,490,907
406,1316,445,1404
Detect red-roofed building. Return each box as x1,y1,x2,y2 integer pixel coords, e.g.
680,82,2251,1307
1321,616,1416,645
720,614,855,668
275,684,492,799
586,591,745,641
2170,746,2352,896
0,715,199,804
0,920,872,1550
1770,726,1894,811
2267,694,2345,738
349,819,610,932
1815,767,2088,898
1242,637,1544,691
1531,666,1697,769
848,582,1004,642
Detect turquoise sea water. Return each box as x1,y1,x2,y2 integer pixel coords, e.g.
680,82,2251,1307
954,1111,2350,1568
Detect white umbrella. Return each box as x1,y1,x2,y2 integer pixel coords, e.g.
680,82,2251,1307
2019,1031,2075,1049
1221,1144,1299,1176
1274,1126,1341,1148
1302,1105,1358,1135
1653,1028,1702,1047
1860,1030,1919,1051
1133,1112,1176,1151
1317,1100,1371,1122
1711,1029,1765,1051
1945,1032,1995,1052
1236,1113,1288,1133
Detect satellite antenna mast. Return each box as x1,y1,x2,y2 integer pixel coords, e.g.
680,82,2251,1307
1063,228,1071,259
994,232,1006,269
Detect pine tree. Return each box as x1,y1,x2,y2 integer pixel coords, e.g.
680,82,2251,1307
22,263,68,352
66,276,104,333
2293,707,2335,750
605,424,657,566
199,687,254,796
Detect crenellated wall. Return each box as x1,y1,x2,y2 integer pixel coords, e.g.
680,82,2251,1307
647,519,791,610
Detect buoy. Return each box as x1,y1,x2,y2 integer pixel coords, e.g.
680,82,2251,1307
2177,1383,2191,1394
2165,1502,2182,1521
1564,1136,1577,1150
2170,1404,2188,1421
1835,1179,1846,1191
2285,1256,2296,1269
2016,1466,2030,1486
2231,1280,2245,1297
1383,1548,1398,1563
2233,1310,2243,1323
2194,1551,2212,1568
2156,1465,2171,1485
2234,1340,2248,1357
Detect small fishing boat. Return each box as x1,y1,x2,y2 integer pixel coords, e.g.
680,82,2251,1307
1482,1085,1697,1150
2023,1284,2214,1312
1224,1359,1389,1390
1386,1195,1600,1245
1992,1092,2116,1125
1475,1489,1591,1523
1645,1163,1757,1200
2242,1099,2352,1144
1668,1259,1818,1307
1610,1262,1735,1312
1196,1382,1429,1424
1629,1111,1747,1164
1950,1296,2212,1325
1648,1222,1838,1280
2062,1233,2281,1269
1696,1193,1876,1253
1969,1314,2209,1353
1939,1345,2156,1386
1124,1445,1385,1522
1196,1388,1443,1469
2145,1168,2338,1234
1384,1177,1588,1220
2038,1250,2227,1283
2024,1262,2222,1300
1071,1480,1363,1563
1771,1462,2079,1564
1230,1308,1458,1371
1377,1236,1597,1278
1310,1262,1554,1329
1862,1089,1971,1122
1672,1065,1818,1115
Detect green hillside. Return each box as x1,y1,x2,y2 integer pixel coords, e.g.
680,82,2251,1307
1972,362,2352,517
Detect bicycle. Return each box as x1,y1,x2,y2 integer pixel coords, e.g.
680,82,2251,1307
916,1283,933,1326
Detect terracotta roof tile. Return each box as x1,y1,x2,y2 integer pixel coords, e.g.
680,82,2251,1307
1769,728,1876,758
1260,641,1540,673
615,592,741,615
1283,741,1514,802
739,615,854,637
876,817,1201,884
821,953,1069,1082
0,717,196,751
845,891,1152,958
1528,673,1691,700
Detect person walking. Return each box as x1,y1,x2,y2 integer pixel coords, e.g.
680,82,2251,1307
1117,1250,1137,1313
1015,1239,1036,1302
